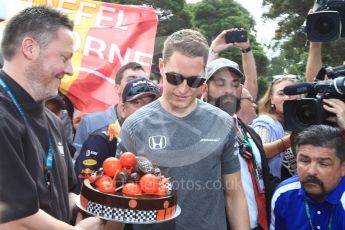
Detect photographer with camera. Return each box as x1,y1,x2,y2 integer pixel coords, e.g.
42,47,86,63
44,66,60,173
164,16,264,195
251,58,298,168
301,19,345,133
208,28,258,100
251,76,300,180
285,61,345,132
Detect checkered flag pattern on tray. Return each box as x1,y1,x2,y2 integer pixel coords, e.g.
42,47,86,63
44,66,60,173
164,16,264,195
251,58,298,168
87,201,158,222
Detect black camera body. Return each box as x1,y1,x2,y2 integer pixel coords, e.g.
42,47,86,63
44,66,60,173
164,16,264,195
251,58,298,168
284,65,345,132
306,0,345,42
284,94,342,132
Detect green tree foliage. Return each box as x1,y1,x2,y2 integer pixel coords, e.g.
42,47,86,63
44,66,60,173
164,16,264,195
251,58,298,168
263,0,345,79
192,0,269,77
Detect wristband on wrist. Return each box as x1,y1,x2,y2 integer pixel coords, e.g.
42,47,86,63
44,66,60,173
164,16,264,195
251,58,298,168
209,47,218,56
241,46,252,53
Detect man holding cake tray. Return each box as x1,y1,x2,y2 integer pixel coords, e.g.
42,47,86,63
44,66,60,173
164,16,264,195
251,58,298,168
0,6,118,230
119,29,250,229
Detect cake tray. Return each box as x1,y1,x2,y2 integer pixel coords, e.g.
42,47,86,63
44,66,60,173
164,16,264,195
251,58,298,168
75,195,181,224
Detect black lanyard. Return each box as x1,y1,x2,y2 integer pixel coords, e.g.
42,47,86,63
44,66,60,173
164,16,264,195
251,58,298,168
304,199,334,230
0,78,54,185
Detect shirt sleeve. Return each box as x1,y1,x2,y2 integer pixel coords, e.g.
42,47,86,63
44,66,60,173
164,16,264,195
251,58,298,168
0,118,39,222
221,124,240,175
254,125,271,144
270,191,286,230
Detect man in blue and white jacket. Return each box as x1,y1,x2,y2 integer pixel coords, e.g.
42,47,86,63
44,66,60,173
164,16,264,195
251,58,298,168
270,125,345,230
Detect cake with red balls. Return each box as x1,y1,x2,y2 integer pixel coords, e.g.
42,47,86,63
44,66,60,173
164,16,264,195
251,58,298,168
79,153,178,223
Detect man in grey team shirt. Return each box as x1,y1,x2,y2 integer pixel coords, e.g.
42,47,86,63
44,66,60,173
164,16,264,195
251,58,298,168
119,29,249,230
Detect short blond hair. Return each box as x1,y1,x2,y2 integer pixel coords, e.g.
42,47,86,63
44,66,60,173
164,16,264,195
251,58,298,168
162,29,209,67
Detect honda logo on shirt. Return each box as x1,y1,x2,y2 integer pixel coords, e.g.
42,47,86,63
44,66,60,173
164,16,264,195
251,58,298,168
149,135,167,150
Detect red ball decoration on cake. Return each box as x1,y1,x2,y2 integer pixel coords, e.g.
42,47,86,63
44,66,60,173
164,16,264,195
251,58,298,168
102,157,121,177
139,173,160,194
98,181,115,193
122,183,142,195
120,152,137,167
95,175,113,187
156,184,168,196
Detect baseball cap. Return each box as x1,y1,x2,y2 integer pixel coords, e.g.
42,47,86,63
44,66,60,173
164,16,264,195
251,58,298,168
205,58,244,82
122,77,161,103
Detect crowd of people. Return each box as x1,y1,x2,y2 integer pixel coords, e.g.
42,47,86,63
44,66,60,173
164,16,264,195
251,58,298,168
0,5,344,230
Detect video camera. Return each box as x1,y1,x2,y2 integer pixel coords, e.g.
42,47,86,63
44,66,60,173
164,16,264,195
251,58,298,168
306,0,345,42
283,64,345,132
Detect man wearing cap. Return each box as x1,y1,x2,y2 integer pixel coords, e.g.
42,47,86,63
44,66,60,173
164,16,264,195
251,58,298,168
208,28,258,100
74,77,161,192
73,62,146,160
204,58,279,230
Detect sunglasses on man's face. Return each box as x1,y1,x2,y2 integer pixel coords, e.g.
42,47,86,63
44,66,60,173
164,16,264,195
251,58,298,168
165,72,205,88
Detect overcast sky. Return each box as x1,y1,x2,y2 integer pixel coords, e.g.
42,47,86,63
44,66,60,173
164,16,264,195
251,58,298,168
186,0,278,55
186,0,278,57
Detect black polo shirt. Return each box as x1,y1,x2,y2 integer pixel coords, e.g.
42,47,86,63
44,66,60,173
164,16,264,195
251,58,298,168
0,71,77,223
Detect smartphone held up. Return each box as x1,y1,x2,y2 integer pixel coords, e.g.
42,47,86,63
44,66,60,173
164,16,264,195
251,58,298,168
225,30,248,43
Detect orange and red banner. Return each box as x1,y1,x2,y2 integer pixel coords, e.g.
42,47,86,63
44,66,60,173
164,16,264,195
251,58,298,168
23,0,158,112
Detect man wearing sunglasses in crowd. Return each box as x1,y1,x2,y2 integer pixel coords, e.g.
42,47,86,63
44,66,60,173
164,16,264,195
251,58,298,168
74,77,161,193
203,58,279,230
119,29,250,230
73,62,146,161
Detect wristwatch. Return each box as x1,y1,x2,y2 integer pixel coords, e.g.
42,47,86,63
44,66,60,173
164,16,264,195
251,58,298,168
241,46,252,53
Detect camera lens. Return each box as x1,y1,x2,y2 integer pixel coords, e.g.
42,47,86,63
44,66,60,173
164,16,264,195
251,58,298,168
334,76,345,94
314,15,336,35
306,11,341,42
296,103,318,125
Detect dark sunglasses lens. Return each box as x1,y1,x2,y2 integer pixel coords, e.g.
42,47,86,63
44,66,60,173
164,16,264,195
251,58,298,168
187,77,205,88
166,73,204,88
166,73,182,86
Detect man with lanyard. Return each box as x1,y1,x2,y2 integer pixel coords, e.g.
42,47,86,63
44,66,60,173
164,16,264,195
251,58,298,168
270,125,345,230
74,77,161,192
204,58,279,230
0,6,106,229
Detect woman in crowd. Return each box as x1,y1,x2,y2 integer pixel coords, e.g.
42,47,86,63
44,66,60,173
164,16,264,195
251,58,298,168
251,75,299,180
